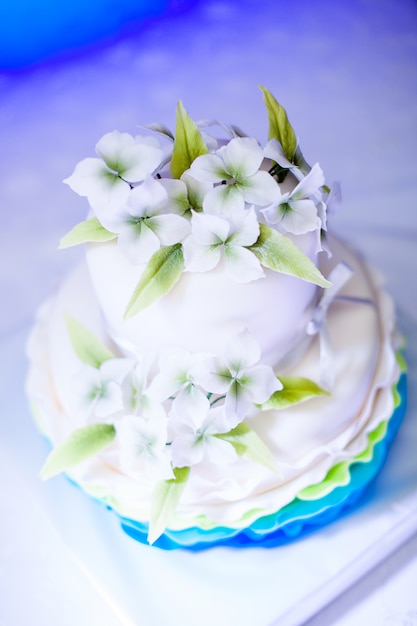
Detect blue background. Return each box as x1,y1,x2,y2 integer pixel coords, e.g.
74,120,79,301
0,0,182,69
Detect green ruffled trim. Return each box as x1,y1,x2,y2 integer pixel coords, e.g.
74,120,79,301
298,348,406,501
297,421,387,500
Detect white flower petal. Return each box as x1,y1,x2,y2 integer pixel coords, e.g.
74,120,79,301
95,131,135,170
181,171,212,211
170,434,204,467
224,381,253,421
94,379,124,417
325,181,342,217
203,184,245,216
171,391,210,431
64,158,106,195
149,373,179,404
159,178,189,215
127,176,168,218
261,201,288,226
193,356,230,395
64,158,131,214
238,170,281,206
225,328,261,371
239,364,283,404
117,416,173,480
182,235,222,273
223,246,264,283
264,138,295,171
203,436,237,465
134,135,165,150
227,208,259,247
316,198,327,232
95,131,164,182
70,365,101,419
285,199,321,234
118,221,160,264
191,211,230,245
100,358,134,384
222,137,264,178
147,214,190,245
146,448,175,481
149,347,198,401
190,153,229,183
122,142,164,182
97,204,131,234
170,402,238,467
201,405,231,435
290,163,325,200
115,221,143,263
92,178,131,218
92,358,133,418
122,360,163,417
173,385,210,419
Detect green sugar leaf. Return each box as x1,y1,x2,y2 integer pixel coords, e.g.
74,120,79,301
40,423,116,480
170,100,208,179
259,86,298,162
216,422,280,475
148,466,190,545
124,243,184,319
396,349,407,374
65,313,115,367
259,377,329,410
59,217,117,248
248,224,331,288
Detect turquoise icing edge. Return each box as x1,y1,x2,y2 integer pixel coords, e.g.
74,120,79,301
118,373,408,550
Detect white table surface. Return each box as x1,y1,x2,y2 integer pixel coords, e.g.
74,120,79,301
0,1,416,624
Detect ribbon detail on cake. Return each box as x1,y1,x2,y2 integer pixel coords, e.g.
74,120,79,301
307,262,354,390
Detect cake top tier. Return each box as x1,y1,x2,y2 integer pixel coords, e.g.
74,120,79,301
61,87,335,323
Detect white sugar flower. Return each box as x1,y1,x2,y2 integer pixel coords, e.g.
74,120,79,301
170,400,237,468
99,176,190,265
262,163,324,235
64,131,164,215
160,171,212,215
190,136,280,215
150,348,210,416
196,329,282,421
182,208,264,282
122,359,166,421
264,138,303,181
116,415,174,481
71,358,133,423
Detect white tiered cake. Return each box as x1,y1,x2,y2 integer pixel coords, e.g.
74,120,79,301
27,88,406,549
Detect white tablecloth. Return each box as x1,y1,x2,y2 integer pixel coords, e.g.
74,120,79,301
0,1,416,624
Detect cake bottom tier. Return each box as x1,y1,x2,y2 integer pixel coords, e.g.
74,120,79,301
27,237,405,549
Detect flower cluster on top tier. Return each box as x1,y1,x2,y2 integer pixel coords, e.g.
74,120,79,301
62,90,336,303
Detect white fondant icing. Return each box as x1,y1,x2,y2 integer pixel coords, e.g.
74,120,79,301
27,236,400,529
84,231,319,367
